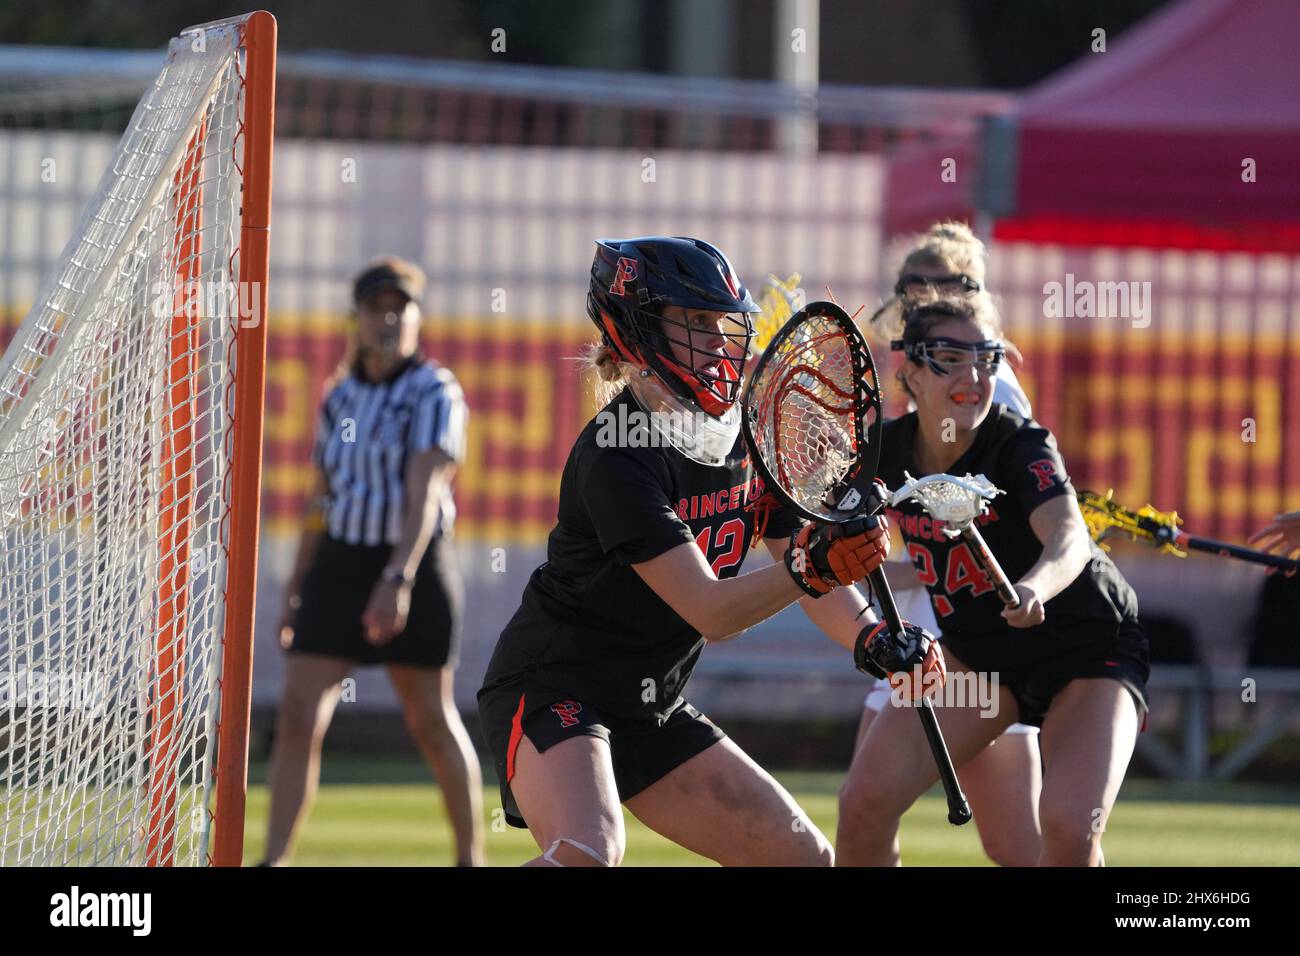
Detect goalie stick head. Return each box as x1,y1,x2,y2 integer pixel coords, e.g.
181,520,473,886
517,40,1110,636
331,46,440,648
742,300,886,524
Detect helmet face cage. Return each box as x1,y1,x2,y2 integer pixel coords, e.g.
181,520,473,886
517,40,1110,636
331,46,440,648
653,304,753,407
587,237,759,417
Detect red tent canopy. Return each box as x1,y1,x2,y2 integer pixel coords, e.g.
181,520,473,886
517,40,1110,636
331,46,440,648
884,0,1300,251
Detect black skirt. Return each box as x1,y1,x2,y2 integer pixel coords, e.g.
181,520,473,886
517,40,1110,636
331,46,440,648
289,534,464,668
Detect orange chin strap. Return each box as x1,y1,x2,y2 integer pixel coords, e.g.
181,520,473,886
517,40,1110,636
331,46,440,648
658,352,738,418
600,305,743,418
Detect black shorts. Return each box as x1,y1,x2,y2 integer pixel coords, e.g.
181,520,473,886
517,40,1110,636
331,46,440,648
477,681,726,829
289,534,464,668
942,617,1150,729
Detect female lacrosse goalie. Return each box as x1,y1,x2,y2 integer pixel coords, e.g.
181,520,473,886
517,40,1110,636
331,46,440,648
477,236,941,867
837,294,1149,867
861,221,1042,867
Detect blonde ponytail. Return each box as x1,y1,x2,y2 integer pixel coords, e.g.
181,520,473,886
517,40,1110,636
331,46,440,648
577,341,630,407
901,220,988,284
867,220,990,346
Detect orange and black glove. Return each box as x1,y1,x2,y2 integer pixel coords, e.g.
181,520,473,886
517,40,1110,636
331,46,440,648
783,514,890,598
854,620,946,699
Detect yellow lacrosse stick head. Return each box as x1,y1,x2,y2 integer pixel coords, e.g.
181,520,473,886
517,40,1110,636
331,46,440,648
1077,488,1125,551
1076,489,1187,557
752,273,803,355
1136,501,1187,556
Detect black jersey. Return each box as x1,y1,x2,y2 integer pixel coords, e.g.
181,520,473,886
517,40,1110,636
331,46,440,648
479,386,803,721
878,404,1139,644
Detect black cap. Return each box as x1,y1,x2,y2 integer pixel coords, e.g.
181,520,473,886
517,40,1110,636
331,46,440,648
352,256,426,305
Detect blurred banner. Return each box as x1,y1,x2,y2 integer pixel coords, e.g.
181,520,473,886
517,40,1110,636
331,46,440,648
975,244,1300,544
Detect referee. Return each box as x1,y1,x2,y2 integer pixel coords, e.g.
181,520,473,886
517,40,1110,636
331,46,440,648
262,256,484,866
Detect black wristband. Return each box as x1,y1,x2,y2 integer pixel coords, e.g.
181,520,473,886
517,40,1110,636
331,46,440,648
853,623,889,679
784,549,826,597
784,529,827,598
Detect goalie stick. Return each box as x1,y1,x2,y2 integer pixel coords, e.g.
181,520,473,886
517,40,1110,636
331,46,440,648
742,299,972,826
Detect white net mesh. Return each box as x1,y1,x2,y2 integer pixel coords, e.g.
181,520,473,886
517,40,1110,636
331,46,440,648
746,311,871,520
0,22,250,865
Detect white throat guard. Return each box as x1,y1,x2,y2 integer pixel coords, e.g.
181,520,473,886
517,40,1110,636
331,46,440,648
623,363,741,467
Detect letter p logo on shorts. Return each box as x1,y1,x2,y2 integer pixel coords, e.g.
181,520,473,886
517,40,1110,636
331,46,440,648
551,700,583,728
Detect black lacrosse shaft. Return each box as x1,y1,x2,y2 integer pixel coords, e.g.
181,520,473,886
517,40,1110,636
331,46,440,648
868,565,972,826
960,526,1021,608
1183,535,1300,573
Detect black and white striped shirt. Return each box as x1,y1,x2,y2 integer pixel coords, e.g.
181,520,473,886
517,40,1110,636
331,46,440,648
312,354,467,546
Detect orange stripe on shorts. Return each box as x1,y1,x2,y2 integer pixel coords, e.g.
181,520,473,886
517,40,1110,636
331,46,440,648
506,692,527,782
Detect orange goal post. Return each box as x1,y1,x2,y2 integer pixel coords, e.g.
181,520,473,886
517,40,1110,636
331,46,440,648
0,11,276,866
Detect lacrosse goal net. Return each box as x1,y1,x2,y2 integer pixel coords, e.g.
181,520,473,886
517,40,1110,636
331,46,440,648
0,11,276,865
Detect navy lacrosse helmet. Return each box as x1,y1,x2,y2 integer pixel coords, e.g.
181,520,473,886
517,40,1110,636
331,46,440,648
587,236,759,417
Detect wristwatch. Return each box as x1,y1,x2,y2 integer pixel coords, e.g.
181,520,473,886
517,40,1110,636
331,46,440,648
381,565,415,586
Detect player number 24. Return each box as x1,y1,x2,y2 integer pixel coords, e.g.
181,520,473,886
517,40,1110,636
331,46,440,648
906,540,994,616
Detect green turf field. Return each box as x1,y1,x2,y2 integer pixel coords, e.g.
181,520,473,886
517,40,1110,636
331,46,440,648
242,761,1300,866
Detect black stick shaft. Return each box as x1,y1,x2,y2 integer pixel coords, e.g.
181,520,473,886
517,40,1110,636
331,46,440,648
1184,535,1300,572
867,566,972,826
961,526,1020,607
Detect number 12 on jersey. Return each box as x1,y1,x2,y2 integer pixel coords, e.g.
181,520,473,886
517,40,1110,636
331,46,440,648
695,518,746,576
